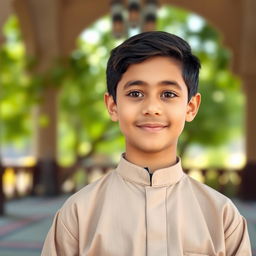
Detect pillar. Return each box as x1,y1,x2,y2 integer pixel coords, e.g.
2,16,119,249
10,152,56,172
33,87,60,196
238,0,256,200
14,0,61,196
240,78,256,199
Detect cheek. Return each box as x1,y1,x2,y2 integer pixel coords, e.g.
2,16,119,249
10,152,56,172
117,103,137,120
167,105,187,129
168,103,187,118
116,107,132,128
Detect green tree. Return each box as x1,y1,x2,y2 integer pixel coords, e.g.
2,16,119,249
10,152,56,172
59,7,243,164
58,26,124,165
1,8,244,168
0,16,41,148
157,6,243,160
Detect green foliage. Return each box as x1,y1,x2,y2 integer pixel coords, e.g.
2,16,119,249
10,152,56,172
157,6,244,158
58,21,124,164
0,16,40,143
1,8,244,167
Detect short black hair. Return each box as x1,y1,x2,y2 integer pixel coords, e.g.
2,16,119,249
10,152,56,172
106,31,201,102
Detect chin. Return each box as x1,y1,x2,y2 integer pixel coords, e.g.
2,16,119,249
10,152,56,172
135,144,171,154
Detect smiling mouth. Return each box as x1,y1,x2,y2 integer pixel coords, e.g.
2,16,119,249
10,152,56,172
136,123,168,132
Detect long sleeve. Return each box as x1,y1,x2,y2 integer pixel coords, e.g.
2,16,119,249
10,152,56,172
225,216,252,256
41,210,79,256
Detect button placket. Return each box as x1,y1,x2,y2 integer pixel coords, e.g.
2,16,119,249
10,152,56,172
145,186,168,256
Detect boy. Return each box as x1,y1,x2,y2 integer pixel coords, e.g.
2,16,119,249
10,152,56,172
41,31,252,255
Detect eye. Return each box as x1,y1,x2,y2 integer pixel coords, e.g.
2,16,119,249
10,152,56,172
161,91,177,98
127,91,144,98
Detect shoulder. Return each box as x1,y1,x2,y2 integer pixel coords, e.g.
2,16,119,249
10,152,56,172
61,170,116,212
57,170,117,224
184,175,243,233
53,170,118,239
184,174,229,205
182,175,251,253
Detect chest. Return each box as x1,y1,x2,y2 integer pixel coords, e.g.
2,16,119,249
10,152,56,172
79,185,224,256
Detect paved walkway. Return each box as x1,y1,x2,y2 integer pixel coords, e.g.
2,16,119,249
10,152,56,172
0,195,255,256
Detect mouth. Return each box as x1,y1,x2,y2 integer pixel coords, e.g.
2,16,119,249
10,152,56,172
136,123,168,132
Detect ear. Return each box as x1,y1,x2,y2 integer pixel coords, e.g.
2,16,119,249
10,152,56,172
185,93,201,122
104,92,118,122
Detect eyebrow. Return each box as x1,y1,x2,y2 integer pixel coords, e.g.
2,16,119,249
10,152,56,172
123,80,183,91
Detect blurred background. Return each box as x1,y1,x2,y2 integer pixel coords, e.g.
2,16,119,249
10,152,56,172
0,0,255,255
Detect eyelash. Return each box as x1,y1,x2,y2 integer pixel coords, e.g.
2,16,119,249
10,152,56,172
161,91,177,98
126,90,177,99
127,91,144,98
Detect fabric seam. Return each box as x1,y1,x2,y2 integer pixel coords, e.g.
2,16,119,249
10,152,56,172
59,210,79,242
224,216,242,240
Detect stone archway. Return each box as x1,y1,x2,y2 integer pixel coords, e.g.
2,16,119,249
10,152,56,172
7,0,256,198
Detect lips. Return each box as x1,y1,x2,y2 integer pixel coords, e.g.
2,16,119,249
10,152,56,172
136,122,168,132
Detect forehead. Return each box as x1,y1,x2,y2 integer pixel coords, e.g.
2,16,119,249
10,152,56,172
117,56,186,90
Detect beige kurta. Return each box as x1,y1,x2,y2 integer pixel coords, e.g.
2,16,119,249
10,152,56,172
41,156,252,256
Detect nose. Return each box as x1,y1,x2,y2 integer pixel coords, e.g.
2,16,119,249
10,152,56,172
142,97,162,116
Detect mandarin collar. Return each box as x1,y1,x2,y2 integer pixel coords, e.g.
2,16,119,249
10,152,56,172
116,155,184,187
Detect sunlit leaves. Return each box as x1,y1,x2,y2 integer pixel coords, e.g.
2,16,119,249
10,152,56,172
157,6,244,161
1,8,244,166
0,16,37,144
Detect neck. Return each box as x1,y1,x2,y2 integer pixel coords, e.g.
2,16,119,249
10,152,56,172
124,147,177,172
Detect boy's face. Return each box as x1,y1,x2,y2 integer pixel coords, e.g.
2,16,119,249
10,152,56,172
105,56,200,158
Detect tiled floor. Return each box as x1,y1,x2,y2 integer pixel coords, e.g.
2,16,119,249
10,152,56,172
0,196,66,256
0,195,255,256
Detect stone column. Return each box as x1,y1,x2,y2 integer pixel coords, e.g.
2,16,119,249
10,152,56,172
33,86,60,196
238,0,256,200
14,0,62,196
240,77,256,199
